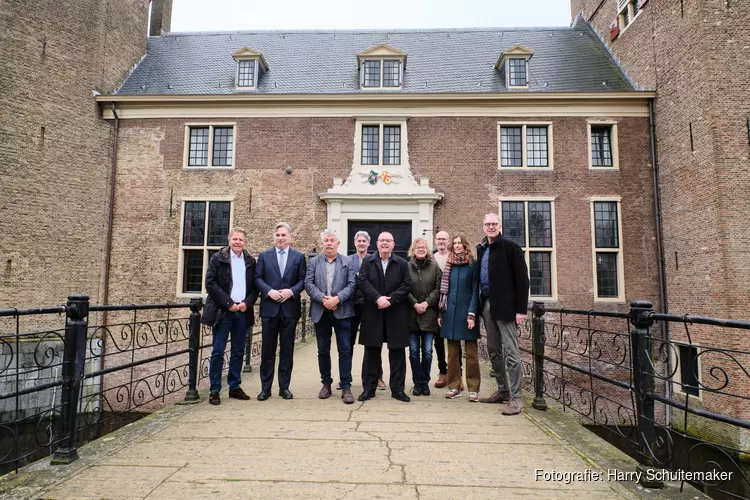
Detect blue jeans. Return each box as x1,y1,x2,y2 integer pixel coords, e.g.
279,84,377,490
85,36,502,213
315,312,353,390
209,311,247,393
409,331,434,385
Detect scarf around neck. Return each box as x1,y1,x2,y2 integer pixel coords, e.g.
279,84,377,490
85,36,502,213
439,252,470,311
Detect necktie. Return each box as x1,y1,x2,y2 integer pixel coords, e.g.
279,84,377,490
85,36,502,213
278,250,286,276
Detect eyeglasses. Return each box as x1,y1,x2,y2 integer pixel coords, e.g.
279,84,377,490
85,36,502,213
377,239,394,243
414,246,428,250
483,222,500,227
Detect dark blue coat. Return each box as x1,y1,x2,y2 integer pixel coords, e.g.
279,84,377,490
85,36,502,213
440,261,480,341
254,247,307,319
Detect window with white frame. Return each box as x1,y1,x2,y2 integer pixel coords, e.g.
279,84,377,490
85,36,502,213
508,58,528,87
675,344,701,397
361,59,402,89
185,125,235,168
237,60,256,88
589,123,618,168
617,0,641,31
179,200,232,294
360,123,401,166
591,200,624,300
501,199,556,298
498,123,553,169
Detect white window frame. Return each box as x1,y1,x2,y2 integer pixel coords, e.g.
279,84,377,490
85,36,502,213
176,197,234,298
360,58,403,91
589,197,625,302
506,58,529,89
588,121,620,170
617,0,642,34
183,123,237,170
497,122,554,170
354,118,409,168
499,196,558,301
236,59,258,89
672,342,703,401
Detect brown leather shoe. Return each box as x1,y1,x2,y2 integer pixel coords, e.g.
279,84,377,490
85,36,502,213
341,389,355,404
318,384,332,399
434,373,447,388
502,398,524,415
480,389,510,404
209,391,220,405
228,387,250,400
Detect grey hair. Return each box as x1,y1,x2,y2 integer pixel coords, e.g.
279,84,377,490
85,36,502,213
483,213,501,223
319,228,338,241
274,222,292,234
227,227,247,240
353,230,371,243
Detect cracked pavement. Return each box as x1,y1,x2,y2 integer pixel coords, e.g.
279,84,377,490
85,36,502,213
4,340,651,499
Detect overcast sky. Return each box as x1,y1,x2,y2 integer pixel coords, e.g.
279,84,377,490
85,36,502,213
170,0,572,32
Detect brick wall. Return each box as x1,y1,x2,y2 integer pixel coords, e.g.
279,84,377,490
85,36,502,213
108,115,659,312
570,0,750,431
0,0,151,308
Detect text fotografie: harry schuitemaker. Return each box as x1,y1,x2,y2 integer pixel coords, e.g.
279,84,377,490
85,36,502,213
535,468,733,484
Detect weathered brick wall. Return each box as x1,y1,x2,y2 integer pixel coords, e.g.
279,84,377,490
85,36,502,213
570,0,750,430
108,115,659,312
0,0,150,309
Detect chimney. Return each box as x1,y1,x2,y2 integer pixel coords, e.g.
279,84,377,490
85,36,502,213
149,0,173,37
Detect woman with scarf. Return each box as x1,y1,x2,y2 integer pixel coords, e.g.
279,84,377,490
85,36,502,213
438,233,481,401
406,237,442,396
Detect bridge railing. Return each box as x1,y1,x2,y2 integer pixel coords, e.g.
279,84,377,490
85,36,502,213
520,300,750,499
0,294,311,474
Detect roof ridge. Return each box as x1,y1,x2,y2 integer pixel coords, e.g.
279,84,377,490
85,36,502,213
158,26,575,37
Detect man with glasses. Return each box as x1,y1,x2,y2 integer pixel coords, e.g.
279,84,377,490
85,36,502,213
357,232,413,403
476,213,529,415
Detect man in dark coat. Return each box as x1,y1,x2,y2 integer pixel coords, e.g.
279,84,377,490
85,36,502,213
476,213,530,415
254,222,307,401
357,231,412,403
201,227,258,406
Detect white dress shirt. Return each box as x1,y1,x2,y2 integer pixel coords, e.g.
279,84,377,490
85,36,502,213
230,251,246,303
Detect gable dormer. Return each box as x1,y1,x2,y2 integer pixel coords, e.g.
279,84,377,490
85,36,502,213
356,44,407,90
495,44,534,89
232,47,269,90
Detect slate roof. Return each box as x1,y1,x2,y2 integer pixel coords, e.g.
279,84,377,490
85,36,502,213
116,17,634,95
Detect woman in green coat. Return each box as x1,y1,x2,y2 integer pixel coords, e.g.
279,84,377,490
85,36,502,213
406,238,442,396
438,233,481,401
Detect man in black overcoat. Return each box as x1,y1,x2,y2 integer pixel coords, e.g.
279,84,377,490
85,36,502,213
357,231,413,403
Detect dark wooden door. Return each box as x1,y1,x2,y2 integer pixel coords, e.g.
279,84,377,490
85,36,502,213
347,221,412,260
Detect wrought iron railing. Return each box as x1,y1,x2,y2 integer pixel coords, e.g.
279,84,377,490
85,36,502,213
0,294,311,474
520,300,750,499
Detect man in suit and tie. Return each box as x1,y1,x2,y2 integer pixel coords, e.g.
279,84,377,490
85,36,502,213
358,231,413,403
254,222,307,400
304,229,357,404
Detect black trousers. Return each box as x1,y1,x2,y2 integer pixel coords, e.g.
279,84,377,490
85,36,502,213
364,345,406,395
260,312,299,391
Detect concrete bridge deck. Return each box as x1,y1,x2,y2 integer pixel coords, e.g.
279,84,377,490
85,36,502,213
1,341,704,500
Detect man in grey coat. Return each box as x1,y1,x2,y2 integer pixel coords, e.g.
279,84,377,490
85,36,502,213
305,229,357,404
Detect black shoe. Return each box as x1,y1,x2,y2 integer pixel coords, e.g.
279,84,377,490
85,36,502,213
392,392,411,402
358,390,375,401
257,389,271,401
421,384,431,396
209,391,220,405
279,388,294,400
412,385,422,396
228,387,251,400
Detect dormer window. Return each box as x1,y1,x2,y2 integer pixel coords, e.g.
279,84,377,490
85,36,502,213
357,44,407,91
508,59,527,87
495,45,534,90
232,47,269,90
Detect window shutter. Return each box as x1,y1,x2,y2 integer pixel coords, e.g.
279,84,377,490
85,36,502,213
609,20,620,40
617,0,628,10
